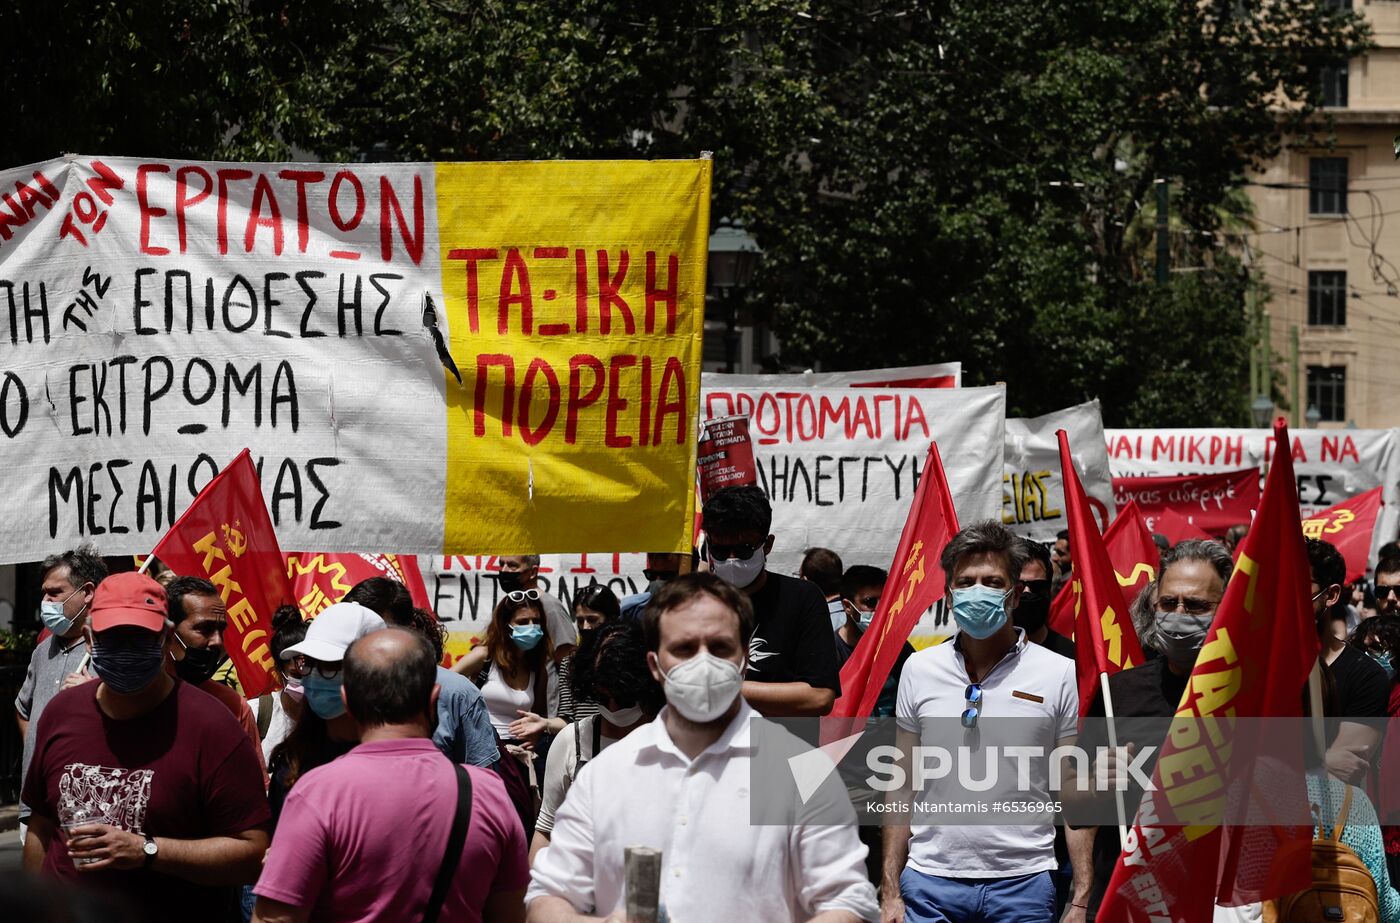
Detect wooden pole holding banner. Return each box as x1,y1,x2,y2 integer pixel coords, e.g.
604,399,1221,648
1099,672,1131,851
624,846,662,923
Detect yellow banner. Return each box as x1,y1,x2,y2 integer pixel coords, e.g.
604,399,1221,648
436,160,711,553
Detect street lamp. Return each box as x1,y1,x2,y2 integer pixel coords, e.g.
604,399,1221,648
1306,404,1323,428
1250,394,1273,429
707,217,762,373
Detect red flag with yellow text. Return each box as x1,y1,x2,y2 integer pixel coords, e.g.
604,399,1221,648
1097,420,1320,921
830,442,959,722
1058,430,1146,718
1048,500,1159,638
1301,485,1383,585
152,449,292,697
286,552,431,618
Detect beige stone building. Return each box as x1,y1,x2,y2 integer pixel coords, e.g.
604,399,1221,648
1246,1,1400,428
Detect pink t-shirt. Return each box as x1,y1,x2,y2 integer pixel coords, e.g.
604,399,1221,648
254,738,529,923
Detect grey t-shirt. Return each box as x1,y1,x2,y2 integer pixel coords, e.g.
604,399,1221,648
15,634,90,818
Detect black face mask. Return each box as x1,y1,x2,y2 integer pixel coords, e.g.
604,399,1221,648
1014,592,1050,634
174,634,225,685
497,571,525,593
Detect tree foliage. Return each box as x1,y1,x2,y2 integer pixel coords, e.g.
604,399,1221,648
0,0,1370,424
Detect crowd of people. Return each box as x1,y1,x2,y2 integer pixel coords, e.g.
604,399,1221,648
8,483,1400,922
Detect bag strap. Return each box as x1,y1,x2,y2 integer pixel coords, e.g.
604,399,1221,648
424,762,474,923
255,694,273,740
1331,784,1354,841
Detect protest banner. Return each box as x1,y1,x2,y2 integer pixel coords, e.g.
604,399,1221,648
703,361,960,391
0,156,710,564
696,414,758,502
1105,427,1400,566
285,551,431,618
1112,468,1260,537
1300,485,1384,584
424,552,648,659
1004,400,1114,541
150,449,291,697
698,383,1004,574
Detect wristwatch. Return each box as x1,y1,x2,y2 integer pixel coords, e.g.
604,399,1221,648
142,834,158,869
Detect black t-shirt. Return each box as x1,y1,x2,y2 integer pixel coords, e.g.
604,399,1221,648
745,571,841,693
1076,658,1188,919
1038,629,1076,661
1330,643,1390,720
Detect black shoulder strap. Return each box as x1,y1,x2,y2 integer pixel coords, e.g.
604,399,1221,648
255,694,273,740
424,763,473,923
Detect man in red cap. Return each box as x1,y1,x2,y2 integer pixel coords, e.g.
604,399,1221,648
21,571,271,923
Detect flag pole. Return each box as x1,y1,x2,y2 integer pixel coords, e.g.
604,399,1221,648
137,555,155,575
1307,659,1325,758
1099,671,1130,850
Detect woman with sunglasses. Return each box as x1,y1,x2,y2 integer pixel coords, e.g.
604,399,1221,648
265,602,385,825
458,589,563,749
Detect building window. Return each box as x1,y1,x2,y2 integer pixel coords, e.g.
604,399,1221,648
1309,157,1347,216
1307,365,1346,422
1308,271,1347,326
1319,63,1348,108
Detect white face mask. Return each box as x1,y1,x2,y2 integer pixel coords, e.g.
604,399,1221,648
659,651,745,723
709,546,766,589
597,702,645,727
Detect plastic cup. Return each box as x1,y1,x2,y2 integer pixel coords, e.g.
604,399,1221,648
59,806,101,866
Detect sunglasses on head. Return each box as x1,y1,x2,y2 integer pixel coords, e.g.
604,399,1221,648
643,569,679,582
505,589,541,603
708,540,764,562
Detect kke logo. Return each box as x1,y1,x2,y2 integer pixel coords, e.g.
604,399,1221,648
221,521,248,558
788,730,867,803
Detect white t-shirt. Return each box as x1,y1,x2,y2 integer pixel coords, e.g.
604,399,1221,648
535,715,622,834
481,663,536,738
895,630,1078,879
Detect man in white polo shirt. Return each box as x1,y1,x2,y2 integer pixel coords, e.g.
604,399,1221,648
882,521,1080,923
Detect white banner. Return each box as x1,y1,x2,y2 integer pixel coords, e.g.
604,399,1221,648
1105,427,1400,566
704,362,960,390
698,384,1005,573
1004,400,1114,541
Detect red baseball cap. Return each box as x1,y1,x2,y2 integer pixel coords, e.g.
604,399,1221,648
90,572,169,633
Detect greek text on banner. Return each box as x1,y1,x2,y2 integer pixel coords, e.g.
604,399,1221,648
0,156,710,564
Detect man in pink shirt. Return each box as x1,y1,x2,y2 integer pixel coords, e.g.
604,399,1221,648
252,627,529,923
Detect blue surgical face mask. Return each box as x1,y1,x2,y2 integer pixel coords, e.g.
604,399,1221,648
828,599,847,632
40,585,89,637
858,610,874,631
302,672,346,719
1369,650,1395,681
511,624,544,651
950,585,1011,639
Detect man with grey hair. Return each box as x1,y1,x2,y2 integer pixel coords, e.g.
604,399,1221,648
1068,538,1233,920
882,521,1079,923
15,545,108,839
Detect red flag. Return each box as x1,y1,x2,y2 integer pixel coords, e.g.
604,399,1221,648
1058,430,1146,718
1048,500,1159,638
286,552,432,618
830,442,960,721
1152,506,1214,546
1098,420,1320,921
1300,485,1383,585
152,449,292,697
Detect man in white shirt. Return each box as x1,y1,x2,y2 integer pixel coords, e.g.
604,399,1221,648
882,521,1081,923
527,572,879,923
